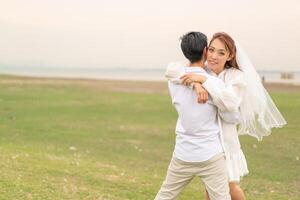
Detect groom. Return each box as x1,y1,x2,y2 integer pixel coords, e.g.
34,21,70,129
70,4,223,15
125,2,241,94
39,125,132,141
154,32,231,200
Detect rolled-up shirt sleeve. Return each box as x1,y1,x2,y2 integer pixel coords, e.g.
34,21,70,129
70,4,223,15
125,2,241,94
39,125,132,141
202,72,246,112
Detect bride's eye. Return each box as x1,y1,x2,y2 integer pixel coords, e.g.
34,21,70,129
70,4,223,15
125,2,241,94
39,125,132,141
208,48,214,52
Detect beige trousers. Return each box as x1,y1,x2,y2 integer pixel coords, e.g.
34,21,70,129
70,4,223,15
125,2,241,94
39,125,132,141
154,153,231,200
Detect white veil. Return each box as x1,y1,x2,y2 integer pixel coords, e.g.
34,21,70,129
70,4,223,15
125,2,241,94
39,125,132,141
235,41,287,141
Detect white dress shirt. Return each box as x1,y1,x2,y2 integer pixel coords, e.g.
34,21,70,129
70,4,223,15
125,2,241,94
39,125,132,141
167,65,223,162
166,63,249,181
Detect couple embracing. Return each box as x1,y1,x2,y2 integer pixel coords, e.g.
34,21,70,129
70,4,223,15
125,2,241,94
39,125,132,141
154,32,286,200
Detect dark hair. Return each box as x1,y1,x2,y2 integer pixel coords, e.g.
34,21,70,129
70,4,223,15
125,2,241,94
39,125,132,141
180,32,207,63
209,32,239,69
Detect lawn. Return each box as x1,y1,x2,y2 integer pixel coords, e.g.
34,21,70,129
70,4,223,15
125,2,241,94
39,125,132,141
0,76,299,200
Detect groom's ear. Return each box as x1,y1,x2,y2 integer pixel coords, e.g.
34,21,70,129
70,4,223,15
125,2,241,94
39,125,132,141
203,47,207,60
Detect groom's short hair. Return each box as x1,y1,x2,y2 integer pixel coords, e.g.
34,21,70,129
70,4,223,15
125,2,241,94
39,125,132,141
180,32,207,63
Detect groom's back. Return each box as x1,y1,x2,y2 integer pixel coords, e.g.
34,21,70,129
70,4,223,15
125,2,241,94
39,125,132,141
168,81,219,135
168,78,222,162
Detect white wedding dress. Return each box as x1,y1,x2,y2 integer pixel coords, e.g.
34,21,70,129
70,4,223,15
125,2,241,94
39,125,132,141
165,40,287,182
202,67,249,182
166,63,249,182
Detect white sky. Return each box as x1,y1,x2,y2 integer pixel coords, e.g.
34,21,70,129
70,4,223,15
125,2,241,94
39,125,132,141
0,0,299,70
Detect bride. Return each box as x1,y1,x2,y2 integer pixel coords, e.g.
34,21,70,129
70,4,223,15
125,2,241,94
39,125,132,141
165,32,286,200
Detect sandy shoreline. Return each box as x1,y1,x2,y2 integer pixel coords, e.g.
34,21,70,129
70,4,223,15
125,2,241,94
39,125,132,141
0,74,299,94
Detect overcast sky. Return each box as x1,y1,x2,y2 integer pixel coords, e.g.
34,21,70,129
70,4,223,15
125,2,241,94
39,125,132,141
0,0,299,71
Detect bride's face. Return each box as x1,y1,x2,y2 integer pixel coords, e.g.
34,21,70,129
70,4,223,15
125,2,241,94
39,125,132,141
207,38,231,74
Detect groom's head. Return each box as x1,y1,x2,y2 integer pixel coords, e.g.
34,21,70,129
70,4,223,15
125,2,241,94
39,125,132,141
180,32,207,64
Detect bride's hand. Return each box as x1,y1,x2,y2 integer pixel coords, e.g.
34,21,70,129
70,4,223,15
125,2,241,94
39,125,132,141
193,83,208,104
180,73,207,86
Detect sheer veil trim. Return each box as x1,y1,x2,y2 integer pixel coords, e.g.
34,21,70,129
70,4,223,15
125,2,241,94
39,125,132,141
235,41,287,140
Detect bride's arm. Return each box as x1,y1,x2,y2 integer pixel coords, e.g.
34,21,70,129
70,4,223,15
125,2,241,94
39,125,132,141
201,71,246,112
183,72,244,123
165,63,182,84
165,63,206,88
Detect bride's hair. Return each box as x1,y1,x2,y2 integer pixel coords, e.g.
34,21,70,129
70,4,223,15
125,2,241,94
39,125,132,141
209,32,239,69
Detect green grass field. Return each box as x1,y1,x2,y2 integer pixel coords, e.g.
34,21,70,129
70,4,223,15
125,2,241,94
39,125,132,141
0,76,299,200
